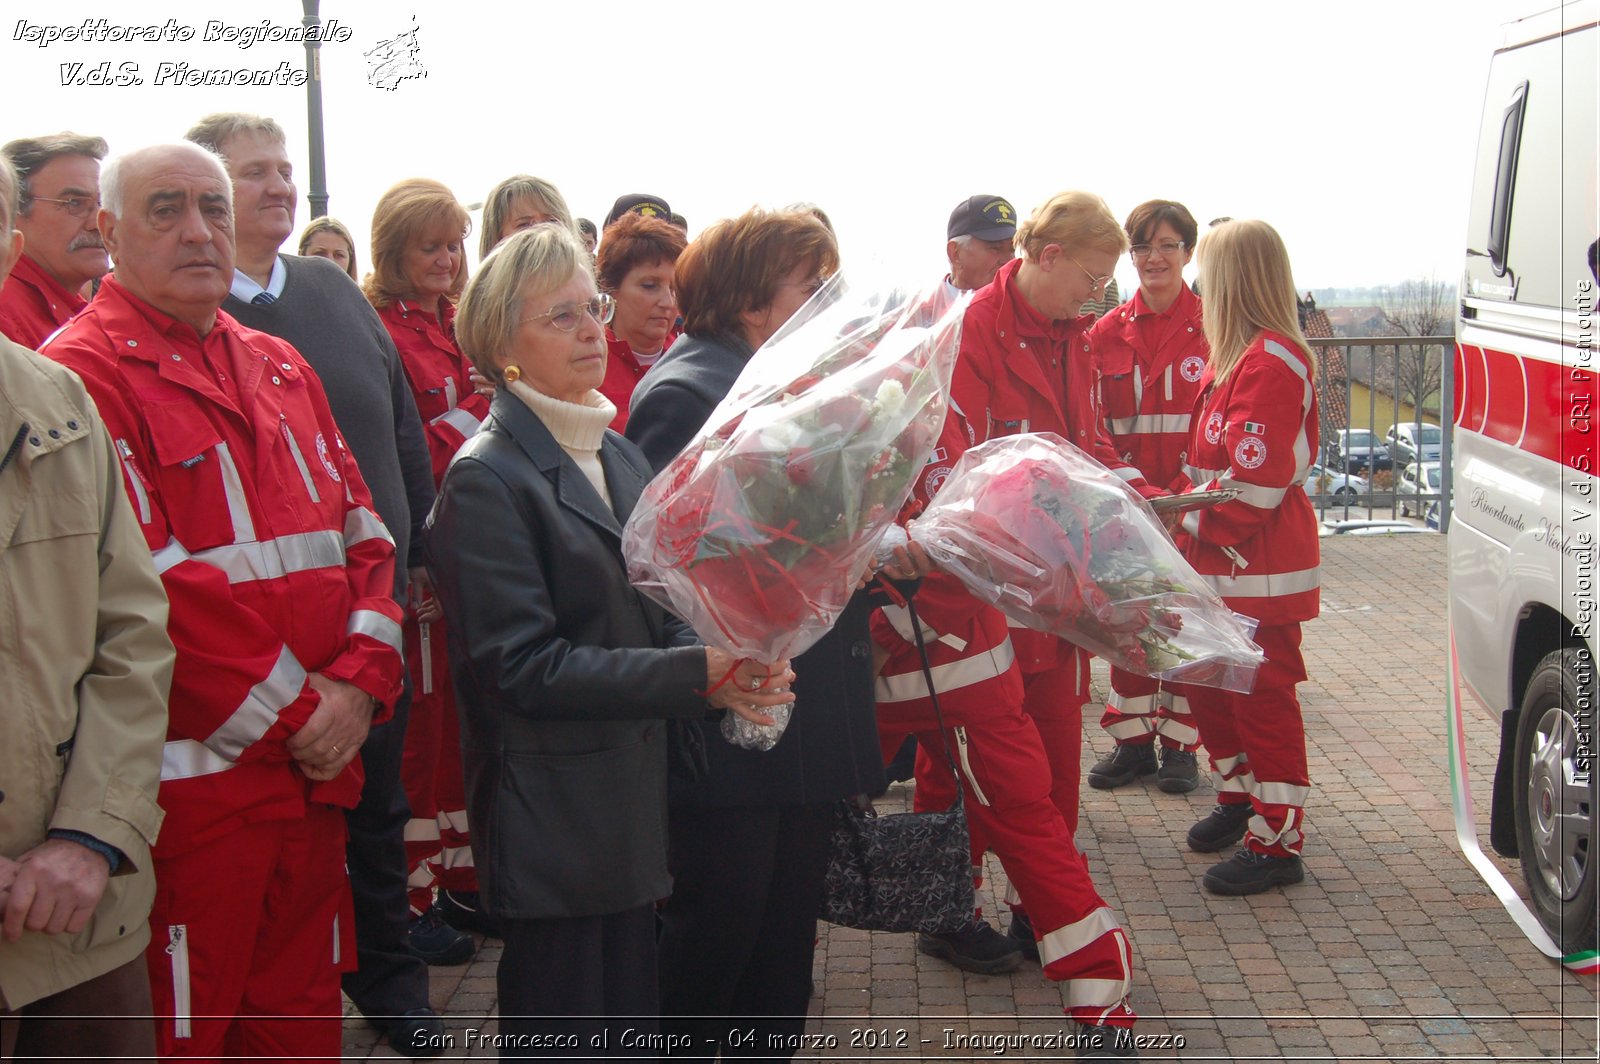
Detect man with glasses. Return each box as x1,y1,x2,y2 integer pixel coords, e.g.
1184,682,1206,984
185,112,447,1059
0,133,110,348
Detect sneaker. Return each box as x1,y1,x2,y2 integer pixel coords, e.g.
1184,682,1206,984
438,888,503,939
406,905,475,966
1006,910,1040,963
1202,849,1305,895
378,1007,444,1060
1075,1022,1138,1059
1186,801,1252,853
1087,743,1158,790
916,922,1024,974
1156,747,1200,794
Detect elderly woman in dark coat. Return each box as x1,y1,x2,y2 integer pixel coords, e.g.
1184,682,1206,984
427,224,792,1056
626,207,895,1062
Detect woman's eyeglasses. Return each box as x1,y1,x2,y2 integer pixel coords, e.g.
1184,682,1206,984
523,293,616,332
1130,240,1186,260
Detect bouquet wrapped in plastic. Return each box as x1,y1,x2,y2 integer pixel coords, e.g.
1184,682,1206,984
907,433,1265,693
623,276,970,747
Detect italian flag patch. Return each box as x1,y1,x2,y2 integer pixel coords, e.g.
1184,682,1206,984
1243,421,1266,435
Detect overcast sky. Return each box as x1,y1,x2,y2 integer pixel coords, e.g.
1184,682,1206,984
5,0,1521,292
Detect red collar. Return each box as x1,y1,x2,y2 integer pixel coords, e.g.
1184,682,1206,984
992,258,1086,345
1128,282,1199,323
11,255,87,317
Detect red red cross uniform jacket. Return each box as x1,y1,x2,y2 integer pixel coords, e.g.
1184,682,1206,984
42,278,404,847
378,299,488,485
1174,329,1321,623
1089,283,1209,746
600,328,677,432
0,255,87,350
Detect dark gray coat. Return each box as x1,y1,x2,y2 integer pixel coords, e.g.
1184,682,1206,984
428,390,709,919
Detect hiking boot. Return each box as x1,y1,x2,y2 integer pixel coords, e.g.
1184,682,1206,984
916,922,1024,974
437,888,503,939
1156,747,1200,794
1087,743,1158,790
1075,1022,1139,1058
1006,910,1040,963
406,905,474,966
1186,802,1252,853
1202,848,1306,895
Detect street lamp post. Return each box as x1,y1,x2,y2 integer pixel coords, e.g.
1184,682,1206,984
302,0,329,218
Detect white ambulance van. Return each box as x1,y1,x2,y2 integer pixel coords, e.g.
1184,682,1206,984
1450,0,1598,953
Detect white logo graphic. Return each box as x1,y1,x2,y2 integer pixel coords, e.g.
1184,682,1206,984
1180,356,1205,383
316,433,343,483
925,466,953,497
1204,413,1224,445
1235,436,1267,469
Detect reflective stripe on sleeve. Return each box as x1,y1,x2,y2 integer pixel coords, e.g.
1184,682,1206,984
433,406,482,438
1107,412,1191,436
348,608,404,654
344,506,395,549
160,739,236,781
1217,476,1288,509
206,647,308,760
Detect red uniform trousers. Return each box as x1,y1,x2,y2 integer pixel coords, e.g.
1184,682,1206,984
1099,667,1200,751
145,803,354,1062
877,688,1136,1027
400,614,475,914
1183,623,1310,858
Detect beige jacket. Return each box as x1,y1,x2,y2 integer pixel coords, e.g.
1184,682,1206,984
0,335,171,1009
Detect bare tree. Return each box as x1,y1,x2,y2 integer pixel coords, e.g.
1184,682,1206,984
1378,275,1453,448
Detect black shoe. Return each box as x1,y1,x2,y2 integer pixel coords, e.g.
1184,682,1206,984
1075,1022,1138,1059
378,1007,444,1060
406,905,475,966
1186,802,1252,853
1006,910,1040,962
1156,747,1200,794
438,888,503,939
1202,849,1305,895
1087,743,1158,790
916,922,1024,974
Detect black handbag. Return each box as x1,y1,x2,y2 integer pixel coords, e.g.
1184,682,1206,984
821,600,975,934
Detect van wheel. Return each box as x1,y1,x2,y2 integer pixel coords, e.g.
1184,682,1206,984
1513,648,1599,954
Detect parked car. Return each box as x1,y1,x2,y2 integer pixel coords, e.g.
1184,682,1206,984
1385,421,1443,466
1396,461,1442,516
1324,427,1392,473
1308,462,1370,500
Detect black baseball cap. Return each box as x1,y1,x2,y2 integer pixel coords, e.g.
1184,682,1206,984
948,194,1018,241
605,193,671,228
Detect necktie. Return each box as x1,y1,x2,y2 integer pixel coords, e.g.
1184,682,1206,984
252,292,276,306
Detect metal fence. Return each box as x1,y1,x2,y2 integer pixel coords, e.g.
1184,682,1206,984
1305,335,1455,531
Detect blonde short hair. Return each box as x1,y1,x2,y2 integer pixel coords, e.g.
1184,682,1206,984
479,175,575,260
1194,219,1314,384
456,224,586,384
1015,190,1127,262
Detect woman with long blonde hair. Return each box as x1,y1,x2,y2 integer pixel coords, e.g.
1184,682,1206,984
1176,219,1321,895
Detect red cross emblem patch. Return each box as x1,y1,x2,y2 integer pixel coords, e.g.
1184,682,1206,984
1234,436,1267,469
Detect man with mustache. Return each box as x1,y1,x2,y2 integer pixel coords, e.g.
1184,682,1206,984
0,133,110,348
42,142,405,1061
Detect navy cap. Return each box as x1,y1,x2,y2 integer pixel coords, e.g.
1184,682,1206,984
605,193,671,228
948,194,1017,241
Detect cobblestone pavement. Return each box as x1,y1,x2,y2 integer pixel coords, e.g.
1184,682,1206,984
344,534,1600,1060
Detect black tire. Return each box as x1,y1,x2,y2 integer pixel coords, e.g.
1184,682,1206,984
1334,487,1356,501
1513,647,1600,954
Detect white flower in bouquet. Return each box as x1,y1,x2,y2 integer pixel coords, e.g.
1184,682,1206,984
872,379,907,420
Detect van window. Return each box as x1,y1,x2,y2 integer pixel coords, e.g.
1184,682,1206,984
1465,26,1599,310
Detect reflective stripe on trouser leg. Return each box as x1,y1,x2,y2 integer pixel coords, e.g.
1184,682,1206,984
920,702,1136,1026
1100,666,1160,744
1231,623,1310,857
1210,751,1256,796
1154,690,1200,750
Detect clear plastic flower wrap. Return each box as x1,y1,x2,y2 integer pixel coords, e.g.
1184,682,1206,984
623,276,970,748
907,433,1265,693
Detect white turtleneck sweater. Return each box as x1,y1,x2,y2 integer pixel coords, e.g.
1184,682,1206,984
508,381,619,510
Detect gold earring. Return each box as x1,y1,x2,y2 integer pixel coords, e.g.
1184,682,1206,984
503,365,521,383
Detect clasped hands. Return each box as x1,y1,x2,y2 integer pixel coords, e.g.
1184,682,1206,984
704,650,795,726
289,673,378,781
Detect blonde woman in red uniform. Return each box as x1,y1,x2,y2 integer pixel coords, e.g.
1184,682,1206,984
364,179,491,961
1175,219,1320,894
1086,200,1209,794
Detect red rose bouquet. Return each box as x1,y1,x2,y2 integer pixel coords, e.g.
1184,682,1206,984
623,278,969,745
908,433,1264,693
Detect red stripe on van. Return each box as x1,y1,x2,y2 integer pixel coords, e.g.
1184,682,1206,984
1454,343,1599,473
